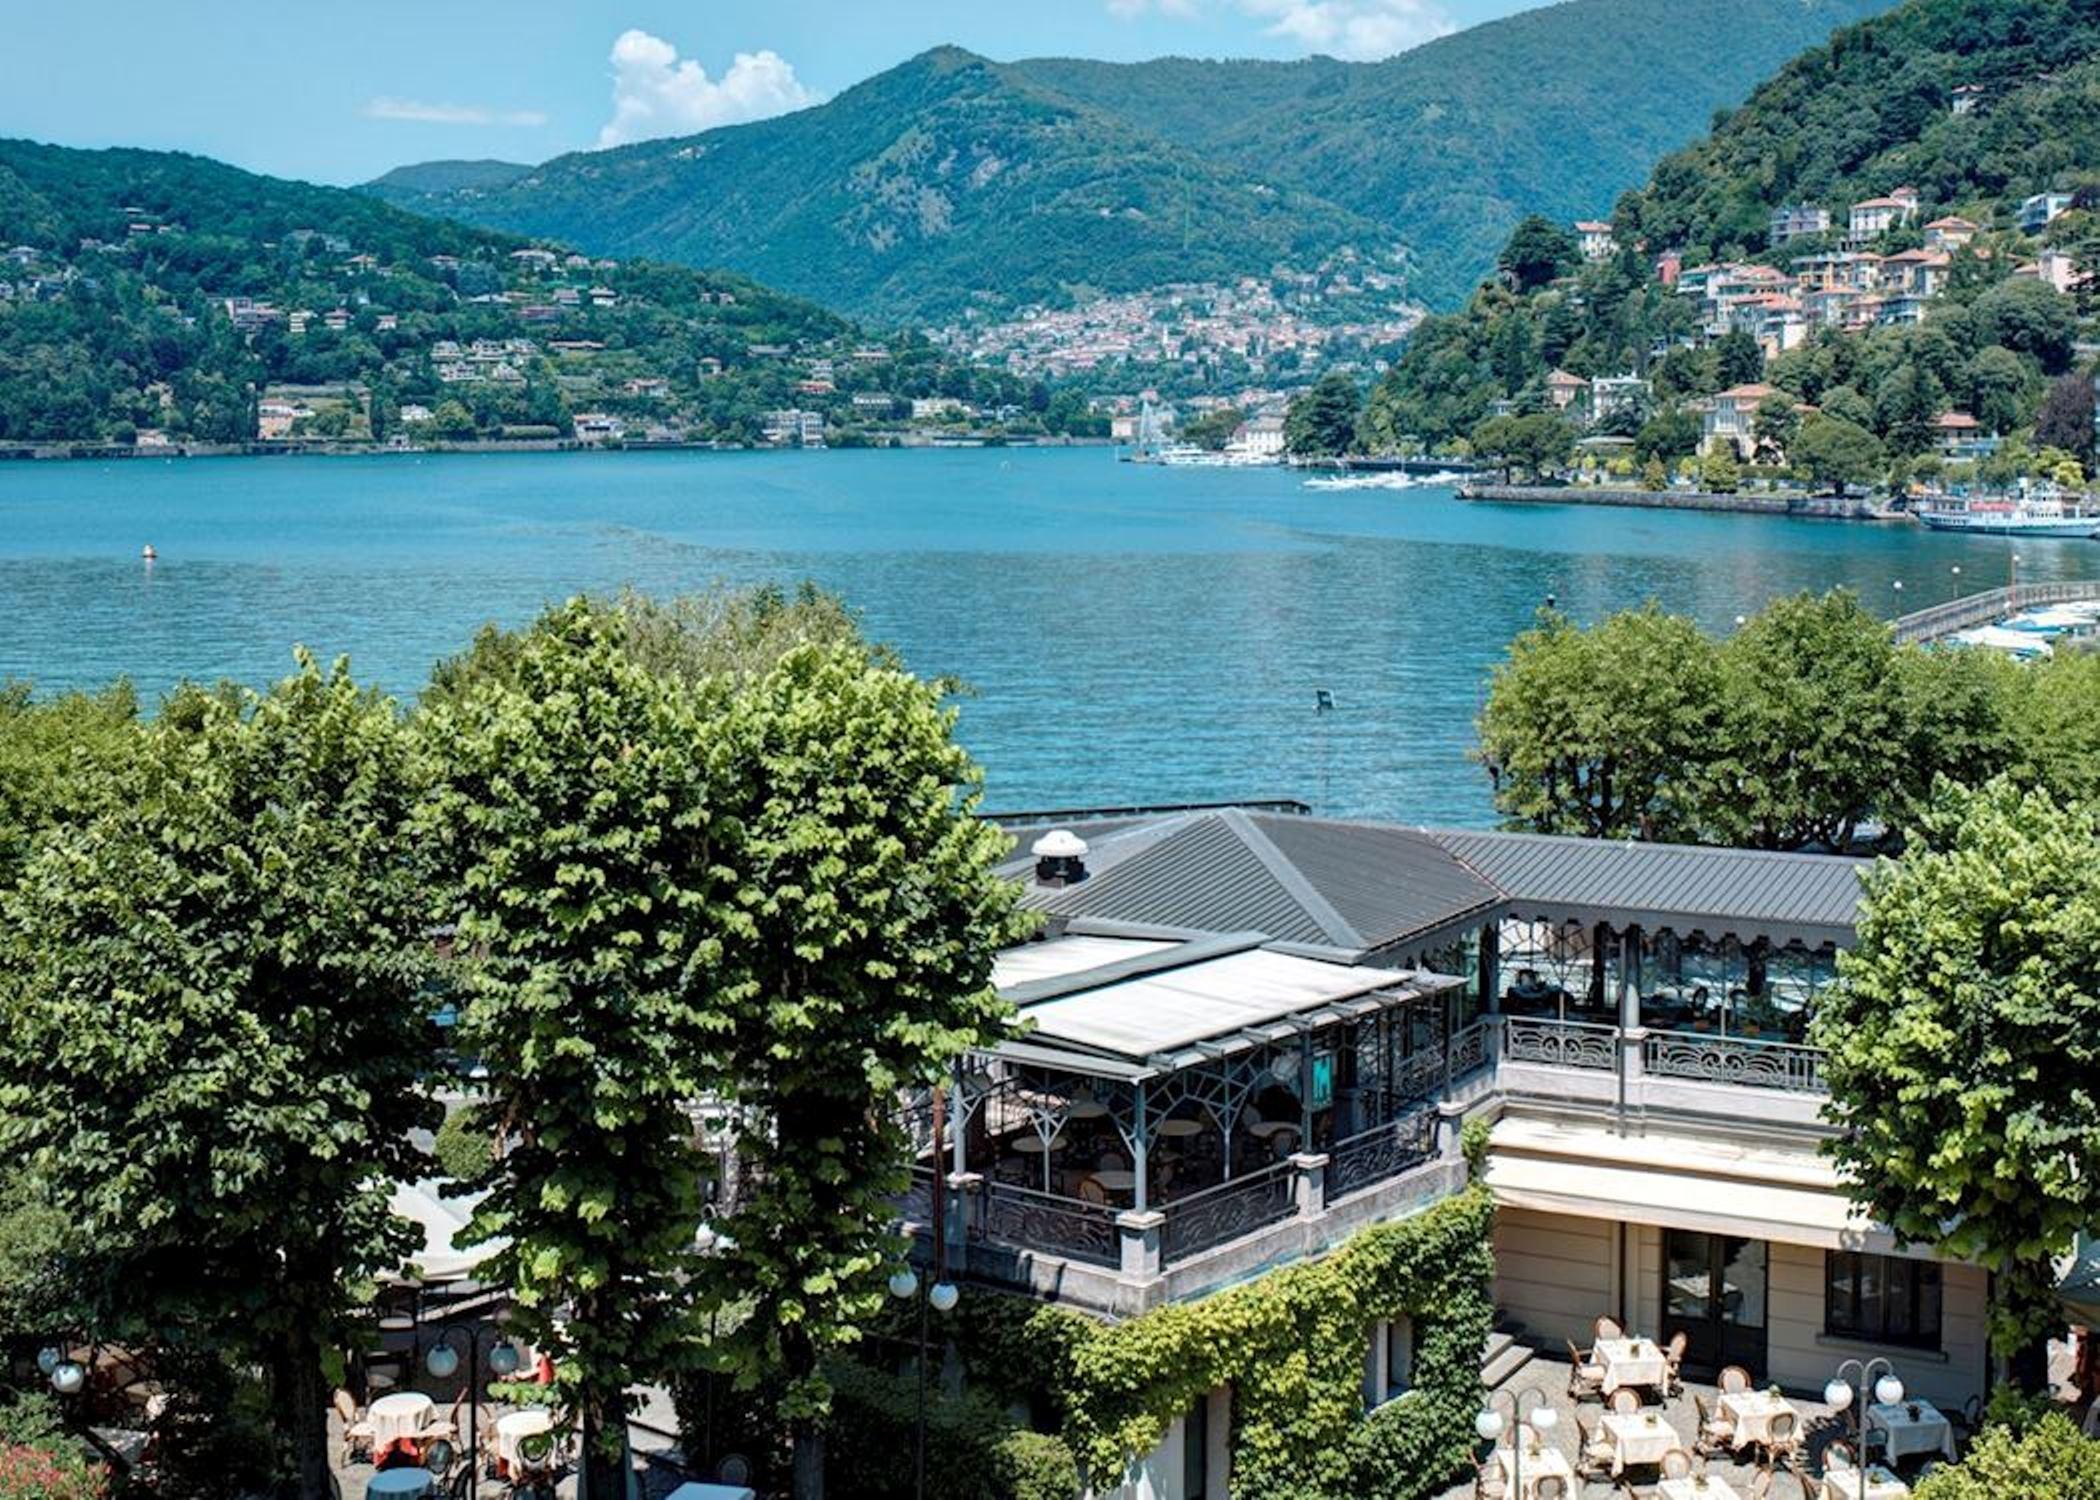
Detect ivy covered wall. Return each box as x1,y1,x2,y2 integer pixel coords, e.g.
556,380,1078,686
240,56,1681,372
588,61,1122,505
934,1127,1497,1500
680,1127,1497,1499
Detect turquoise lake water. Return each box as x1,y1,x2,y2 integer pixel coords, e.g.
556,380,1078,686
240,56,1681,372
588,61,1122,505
0,448,2083,824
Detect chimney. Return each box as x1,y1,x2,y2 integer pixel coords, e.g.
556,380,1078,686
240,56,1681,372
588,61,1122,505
1031,829,1089,888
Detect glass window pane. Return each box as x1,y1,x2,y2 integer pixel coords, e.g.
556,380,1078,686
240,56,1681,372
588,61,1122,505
1720,1238,1766,1329
1917,1263,1942,1348
1826,1252,1857,1334
1856,1255,1885,1340
1184,1397,1208,1495
1386,1316,1413,1397
1666,1232,1712,1321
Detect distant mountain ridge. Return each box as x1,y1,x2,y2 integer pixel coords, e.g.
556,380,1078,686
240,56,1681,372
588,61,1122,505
365,0,1898,320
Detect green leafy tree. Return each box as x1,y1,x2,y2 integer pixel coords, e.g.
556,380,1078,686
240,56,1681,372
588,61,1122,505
699,641,1030,1499
1817,780,2100,1387
1751,394,1799,465
1713,330,1764,388
1698,445,1741,492
0,658,436,1499
419,599,736,1498
1639,455,1669,490
1914,1411,2100,1497
1793,414,1887,491
1816,384,1875,429
1180,405,1244,451
2033,372,2097,465
1496,215,1576,293
1963,346,2028,435
1708,590,1902,850
1971,277,2079,374
1477,604,1724,839
1284,373,1362,457
1634,407,1701,463
0,682,139,880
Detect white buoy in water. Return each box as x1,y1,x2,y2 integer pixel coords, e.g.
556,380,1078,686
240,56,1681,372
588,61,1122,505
141,543,157,560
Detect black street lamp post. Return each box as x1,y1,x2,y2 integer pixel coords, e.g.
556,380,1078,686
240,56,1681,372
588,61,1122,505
424,1323,524,1498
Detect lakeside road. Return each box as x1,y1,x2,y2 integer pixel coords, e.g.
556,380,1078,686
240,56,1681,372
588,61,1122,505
0,447,2083,822
1460,483,1904,521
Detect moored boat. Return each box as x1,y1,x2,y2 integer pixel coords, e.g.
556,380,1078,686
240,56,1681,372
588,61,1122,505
1915,495,2100,537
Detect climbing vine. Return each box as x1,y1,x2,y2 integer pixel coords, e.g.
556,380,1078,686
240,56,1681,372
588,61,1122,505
944,1173,1496,1500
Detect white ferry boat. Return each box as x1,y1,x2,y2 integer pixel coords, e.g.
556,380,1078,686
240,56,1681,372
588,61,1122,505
1915,496,2100,537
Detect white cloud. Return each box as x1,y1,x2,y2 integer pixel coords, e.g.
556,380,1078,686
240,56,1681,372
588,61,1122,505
365,97,548,128
597,30,820,148
1105,0,1454,60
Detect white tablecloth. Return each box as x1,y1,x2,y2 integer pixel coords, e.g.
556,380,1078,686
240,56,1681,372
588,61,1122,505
1867,1400,1955,1462
1660,1478,1741,1500
495,1409,554,1468
1720,1390,1798,1450
1820,1468,1910,1500
1603,1411,1681,1474
1595,1336,1668,1393
1493,1442,1576,1498
368,1393,434,1447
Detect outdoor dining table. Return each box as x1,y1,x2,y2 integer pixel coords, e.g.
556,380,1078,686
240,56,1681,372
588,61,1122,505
1602,1409,1681,1474
1719,1389,1799,1451
495,1408,555,1469
1492,1437,1576,1498
1089,1169,1136,1192
1659,1477,1741,1500
1012,1135,1065,1153
1819,1466,1911,1500
1156,1119,1206,1139
1594,1335,1668,1394
365,1469,436,1498
1867,1398,1956,1463
367,1392,435,1448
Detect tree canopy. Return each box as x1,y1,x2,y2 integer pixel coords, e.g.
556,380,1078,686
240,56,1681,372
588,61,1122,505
1816,780,2100,1383
0,657,437,1496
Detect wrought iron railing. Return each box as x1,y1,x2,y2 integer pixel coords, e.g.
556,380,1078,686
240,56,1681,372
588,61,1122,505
1502,1016,1618,1071
1643,1031,1827,1094
1160,1160,1296,1261
1325,1108,1438,1201
1449,1019,1491,1080
975,1179,1120,1268
1391,1046,1446,1102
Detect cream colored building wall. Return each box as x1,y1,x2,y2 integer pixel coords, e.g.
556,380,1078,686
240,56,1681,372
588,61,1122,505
1493,1205,1614,1349
1763,1243,1990,1410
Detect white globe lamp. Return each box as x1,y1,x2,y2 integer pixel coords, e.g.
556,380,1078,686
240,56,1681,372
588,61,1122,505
929,1281,959,1313
889,1268,919,1301
1874,1374,1904,1407
1824,1378,1853,1411
425,1344,460,1380
1475,1408,1506,1443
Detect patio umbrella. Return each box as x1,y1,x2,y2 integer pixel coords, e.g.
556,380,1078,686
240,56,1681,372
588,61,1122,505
2060,1234,2100,1327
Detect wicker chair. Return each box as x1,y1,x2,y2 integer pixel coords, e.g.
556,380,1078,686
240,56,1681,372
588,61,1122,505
1662,1331,1689,1396
1761,1408,1803,1470
1659,1448,1694,1481
1693,1393,1735,1457
1473,1455,1509,1499
1718,1364,1753,1395
333,1388,374,1465
1535,1477,1569,1500
1567,1339,1607,1400
1596,1315,1626,1341
1823,1439,1856,1473
1575,1410,1617,1482
1609,1387,1642,1415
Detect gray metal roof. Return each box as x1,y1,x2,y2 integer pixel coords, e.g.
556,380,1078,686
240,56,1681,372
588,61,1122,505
1425,829,1867,947
1003,808,1867,954
1009,809,1501,955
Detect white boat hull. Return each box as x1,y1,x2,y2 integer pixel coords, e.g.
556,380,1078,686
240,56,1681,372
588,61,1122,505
1917,511,2100,537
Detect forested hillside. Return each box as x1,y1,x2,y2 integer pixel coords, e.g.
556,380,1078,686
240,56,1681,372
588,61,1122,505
0,139,1033,446
1350,0,2100,491
367,0,1893,320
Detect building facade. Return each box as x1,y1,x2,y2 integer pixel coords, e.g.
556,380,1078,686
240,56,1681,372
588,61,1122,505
884,807,2003,1497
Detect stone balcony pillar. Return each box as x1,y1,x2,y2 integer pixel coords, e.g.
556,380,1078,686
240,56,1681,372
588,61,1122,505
1290,1151,1329,1220
943,1171,981,1269
1116,1209,1165,1281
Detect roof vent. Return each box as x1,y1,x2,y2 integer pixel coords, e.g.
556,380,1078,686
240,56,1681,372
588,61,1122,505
1031,829,1089,888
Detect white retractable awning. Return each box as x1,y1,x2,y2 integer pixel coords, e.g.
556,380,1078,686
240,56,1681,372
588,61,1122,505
1485,1119,1926,1259
390,1179,503,1282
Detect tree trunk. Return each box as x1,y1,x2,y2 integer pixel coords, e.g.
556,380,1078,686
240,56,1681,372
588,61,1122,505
791,1421,826,1500
580,1404,631,1500
282,1330,334,1500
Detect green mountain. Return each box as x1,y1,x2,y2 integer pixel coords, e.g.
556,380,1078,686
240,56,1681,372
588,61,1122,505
1355,0,2100,475
366,0,1895,320
0,138,1033,447
367,159,533,196
366,46,1390,324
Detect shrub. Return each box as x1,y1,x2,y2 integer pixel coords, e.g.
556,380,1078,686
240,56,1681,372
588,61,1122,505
1913,1410,2100,1498
0,1441,104,1500
430,1108,491,1183
996,1428,1081,1500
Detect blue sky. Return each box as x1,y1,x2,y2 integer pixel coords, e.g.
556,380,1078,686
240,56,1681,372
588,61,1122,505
0,0,1557,185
